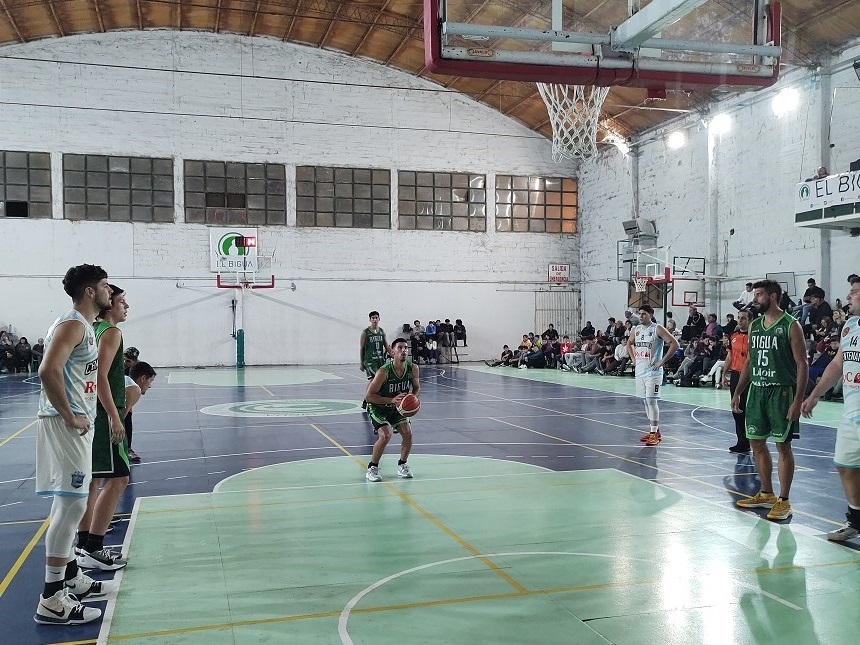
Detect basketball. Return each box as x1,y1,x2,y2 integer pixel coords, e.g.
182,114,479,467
397,393,420,417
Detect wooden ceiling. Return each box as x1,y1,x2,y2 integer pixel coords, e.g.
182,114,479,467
0,1,858,142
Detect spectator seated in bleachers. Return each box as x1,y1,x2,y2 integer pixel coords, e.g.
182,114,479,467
31,337,45,371
806,336,841,399
13,337,32,373
699,335,728,387
542,335,561,369
0,332,14,373
486,345,514,367
603,336,631,375
579,321,595,340
453,319,467,346
792,278,819,325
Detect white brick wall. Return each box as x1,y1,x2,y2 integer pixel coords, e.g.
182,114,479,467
580,41,860,324
1,32,580,366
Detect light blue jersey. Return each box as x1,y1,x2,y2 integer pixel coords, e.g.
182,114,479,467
38,310,98,422
842,316,860,424
633,322,665,379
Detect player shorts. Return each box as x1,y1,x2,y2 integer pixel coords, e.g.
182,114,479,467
367,404,409,433
636,374,661,399
834,419,860,468
745,385,799,443
36,415,94,498
91,412,130,478
364,358,386,380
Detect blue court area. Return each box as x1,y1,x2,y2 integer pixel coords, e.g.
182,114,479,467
0,364,855,644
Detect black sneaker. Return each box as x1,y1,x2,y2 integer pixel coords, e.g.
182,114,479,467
77,547,127,571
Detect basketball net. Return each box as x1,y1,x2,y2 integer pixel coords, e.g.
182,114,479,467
633,273,649,293
537,83,610,162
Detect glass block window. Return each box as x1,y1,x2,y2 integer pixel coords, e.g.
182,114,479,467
495,176,577,234
184,161,287,225
63,155,174,222
0,150,52,218
296,166,390,228
397,171,486,232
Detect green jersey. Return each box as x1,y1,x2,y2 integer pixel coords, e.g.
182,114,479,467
748,312,796,388
94,320,126,408
362,326,387,365
372,361,413,407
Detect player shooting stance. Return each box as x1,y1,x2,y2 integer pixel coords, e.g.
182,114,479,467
628,305,679,446
364,338,420,482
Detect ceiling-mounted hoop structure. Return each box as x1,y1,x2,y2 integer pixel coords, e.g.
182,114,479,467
423,0,782,91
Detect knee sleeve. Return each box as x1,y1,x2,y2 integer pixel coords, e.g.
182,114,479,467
45,496,88,559
644,398,660,423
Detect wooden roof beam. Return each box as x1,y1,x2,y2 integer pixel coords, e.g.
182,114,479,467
92,0,106,33
350,0,392,56
317,3,339,48
0,0,25,42
47,0,65,37
215,0,223,33
249,0,262,36
136,0,142,29
283,0,302,41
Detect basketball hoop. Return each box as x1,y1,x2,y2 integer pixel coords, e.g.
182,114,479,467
633,273,649,293
537,83,610,162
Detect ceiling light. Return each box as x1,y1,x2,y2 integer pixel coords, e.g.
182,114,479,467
604,133,630,155
667,131,686,149
709,113,731,135
771,87,799,117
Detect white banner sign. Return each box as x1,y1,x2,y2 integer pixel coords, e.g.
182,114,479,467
210,227,259,273
795,170,860,213
548,263,570,284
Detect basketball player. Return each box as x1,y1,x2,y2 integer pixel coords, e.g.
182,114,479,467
76,285,130,571
628,304,679,446
35,264,114,625
359,310,391,409
733,280,808,521
802,276,860,539
364,338,420,482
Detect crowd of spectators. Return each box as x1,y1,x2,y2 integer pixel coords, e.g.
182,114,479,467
0,329,44,374
482,273,854,403
400,318,466,365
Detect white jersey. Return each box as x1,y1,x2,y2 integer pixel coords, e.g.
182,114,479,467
633,322,665,379
38,310,98,421
842,316,860,424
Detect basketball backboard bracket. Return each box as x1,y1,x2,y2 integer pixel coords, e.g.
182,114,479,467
425,0,782,88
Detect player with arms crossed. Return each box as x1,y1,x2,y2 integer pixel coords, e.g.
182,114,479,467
364,338,420,482
802,276,860,539
359,310,391,410
628,305,679,446
733,280,808,521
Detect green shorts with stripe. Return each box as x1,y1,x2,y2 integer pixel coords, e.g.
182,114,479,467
92,412,130,477
364,358,387,380
367,403,408,433
745,385,799,443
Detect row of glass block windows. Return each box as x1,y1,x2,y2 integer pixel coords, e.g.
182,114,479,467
1,153,578,232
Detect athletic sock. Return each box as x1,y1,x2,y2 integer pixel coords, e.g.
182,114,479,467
367,461,378,469
43,565,65,598
64,558,79,581
85,533,105,554
848,507,860,526
398,459,406,466
76,530,89,550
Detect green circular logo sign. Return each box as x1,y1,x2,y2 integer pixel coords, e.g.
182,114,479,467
799,185,810,200
200,399,362,418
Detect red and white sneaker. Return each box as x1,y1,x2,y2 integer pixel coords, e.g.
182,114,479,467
640,430,661,442
644,432,662,446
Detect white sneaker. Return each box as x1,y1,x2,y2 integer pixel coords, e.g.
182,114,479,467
65,570,118,599
34,588,101,625
518,365,527,369
827,519,860,541
397,463,413,478
366,465,382,482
